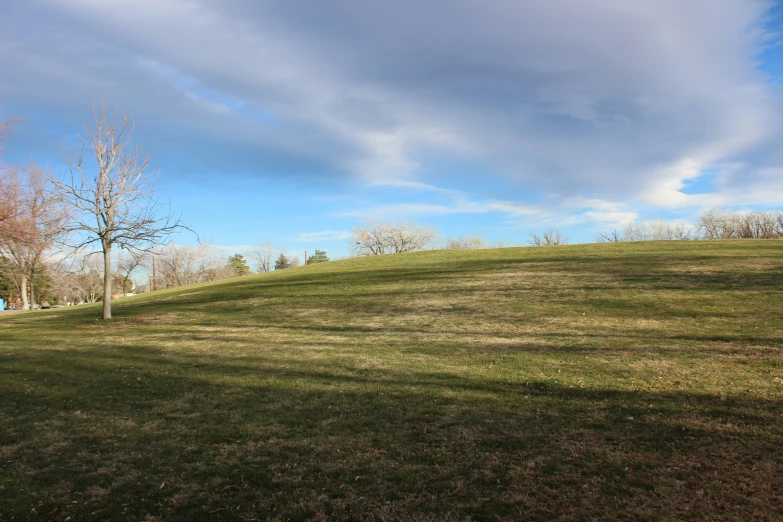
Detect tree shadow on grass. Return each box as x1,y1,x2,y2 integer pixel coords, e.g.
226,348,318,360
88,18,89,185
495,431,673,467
1,347,781,521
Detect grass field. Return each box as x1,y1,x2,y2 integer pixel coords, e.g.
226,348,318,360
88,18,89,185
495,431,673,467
1,240,782,521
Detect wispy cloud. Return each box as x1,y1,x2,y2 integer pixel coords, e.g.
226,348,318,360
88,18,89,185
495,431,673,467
295,231,352,242
2,0,782,249
135,57,242,115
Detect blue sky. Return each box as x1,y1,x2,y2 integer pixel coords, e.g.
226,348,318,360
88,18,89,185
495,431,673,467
2,0,783,258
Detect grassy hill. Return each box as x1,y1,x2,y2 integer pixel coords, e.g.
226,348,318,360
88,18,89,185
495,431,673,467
1,241,781,520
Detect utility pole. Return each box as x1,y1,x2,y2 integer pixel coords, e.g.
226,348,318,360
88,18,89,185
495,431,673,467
152,256,157,291
305,250,307,266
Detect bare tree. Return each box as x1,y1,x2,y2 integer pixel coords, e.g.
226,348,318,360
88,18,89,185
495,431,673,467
0,166,21,236
386,221,439,253
64,255,104,304
622,219,694,241
54,104,187,319
696,209,783,240
529,229,568,246
0,175,15,226
115,249,146,297
248,241,276,273
668,223,693,240
0,162,68,309
351,221,387,256
597,229,623,242
157,243,201,288
736,211,780,239
155,242,231,288
351,220,439,256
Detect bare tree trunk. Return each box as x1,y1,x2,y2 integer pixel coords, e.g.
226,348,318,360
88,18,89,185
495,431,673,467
102,245,112,319
20,272,28,310
29,270,35,310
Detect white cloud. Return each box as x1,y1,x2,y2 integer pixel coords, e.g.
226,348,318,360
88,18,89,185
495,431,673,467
4,0,782,212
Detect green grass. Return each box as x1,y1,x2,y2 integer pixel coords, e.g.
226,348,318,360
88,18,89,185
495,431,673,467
1,240,782,521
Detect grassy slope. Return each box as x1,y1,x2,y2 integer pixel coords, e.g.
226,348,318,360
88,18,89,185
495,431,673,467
1,241,781,521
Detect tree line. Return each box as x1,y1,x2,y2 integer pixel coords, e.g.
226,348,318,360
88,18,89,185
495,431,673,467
598,210,783,243
0,237,334,309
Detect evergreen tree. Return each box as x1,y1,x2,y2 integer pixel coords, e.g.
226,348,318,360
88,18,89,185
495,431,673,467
274,253,291,270
227,254,251,276
307,249,329,264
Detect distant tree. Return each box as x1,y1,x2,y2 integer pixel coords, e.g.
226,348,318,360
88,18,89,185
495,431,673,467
29,264,59,306
623,219,694,241
227,253,251,276
116,250,145,297
249,241,275,272
307,249,329,264
54,103,187,319
445,235,487,250
274,252,292,270
698,209,782,239
45,260,80,305
597,229,623,242
77,269,104,303
351,220,438,256
0,257,19,306
156,243,230,288
112,273,135,296
529,229,568,246
64,256,104,304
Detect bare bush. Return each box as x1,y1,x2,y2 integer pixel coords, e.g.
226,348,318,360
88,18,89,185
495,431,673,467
351,220,439,256
529,229,568,246
622,219,693,241
445,235,487,250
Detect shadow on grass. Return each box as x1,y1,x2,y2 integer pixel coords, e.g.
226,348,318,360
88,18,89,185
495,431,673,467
2,241,781,519
5,240,781,337
2,346,781,521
